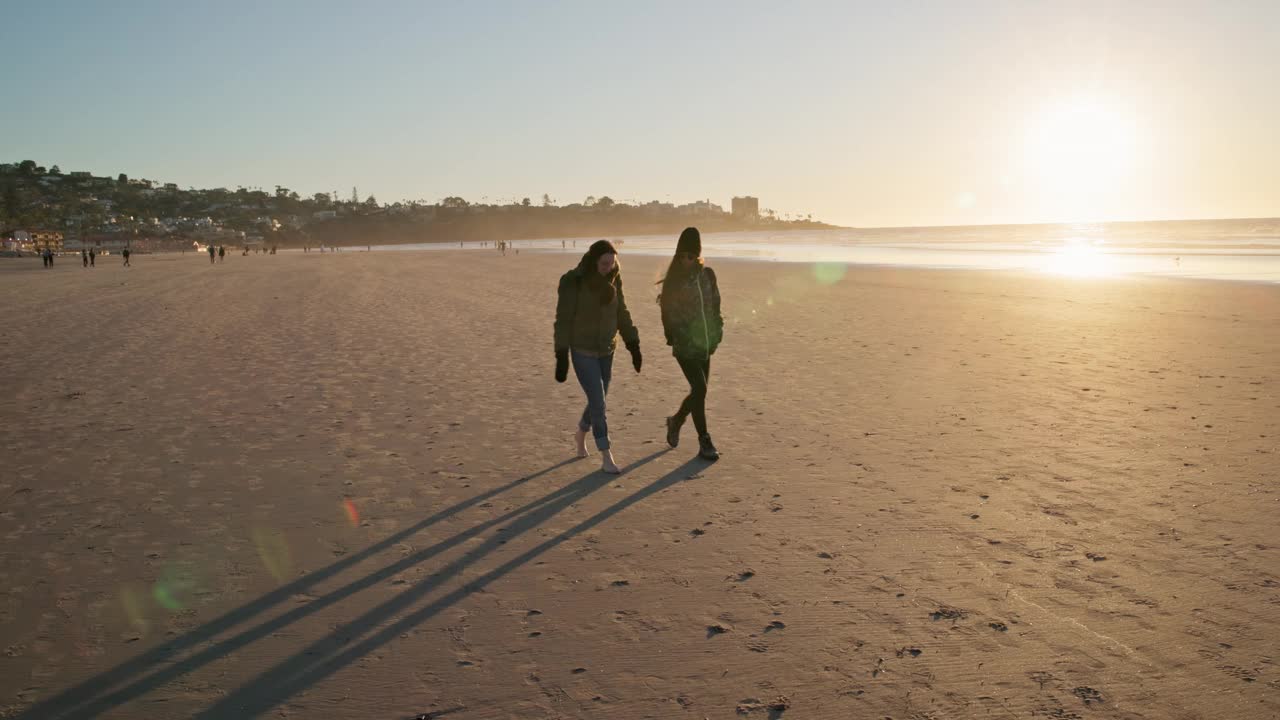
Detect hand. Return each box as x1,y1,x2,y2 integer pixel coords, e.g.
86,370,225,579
627,342,642,373
555,349,569,383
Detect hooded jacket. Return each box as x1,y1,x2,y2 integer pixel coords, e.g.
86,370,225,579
554,247,639,355
661,265,723,358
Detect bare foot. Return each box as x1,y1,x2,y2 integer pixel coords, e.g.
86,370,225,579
575,428,589,458
601,449,621,474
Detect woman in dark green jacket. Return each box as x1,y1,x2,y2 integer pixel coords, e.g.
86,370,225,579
659,228,722,460
554,240,641,474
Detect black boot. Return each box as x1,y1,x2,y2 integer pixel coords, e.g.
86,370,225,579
666,415,683,448
698,434,719,461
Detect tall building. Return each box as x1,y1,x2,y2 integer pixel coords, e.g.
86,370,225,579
732,196,759,219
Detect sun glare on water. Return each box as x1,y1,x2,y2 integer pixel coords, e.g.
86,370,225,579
1041,239,1116,277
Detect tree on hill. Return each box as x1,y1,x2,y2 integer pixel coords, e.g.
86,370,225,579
118,173,128,184
50,165,62,175
17,160,36,175
3,183,19,219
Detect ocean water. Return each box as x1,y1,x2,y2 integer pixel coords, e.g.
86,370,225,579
372,218,1280,284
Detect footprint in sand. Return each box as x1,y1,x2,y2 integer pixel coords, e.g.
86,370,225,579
706,623,731,637
1072,686,1104,704
930,607,966,622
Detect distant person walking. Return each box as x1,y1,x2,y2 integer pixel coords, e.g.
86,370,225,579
658,227,723,460
208,245,216,264
89,247,96,267
82,250,89,268
554,239,642,474
218,246,225,262
122,247,131,267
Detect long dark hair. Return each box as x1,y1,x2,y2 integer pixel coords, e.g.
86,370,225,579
655,253,703,306
578,239,620,305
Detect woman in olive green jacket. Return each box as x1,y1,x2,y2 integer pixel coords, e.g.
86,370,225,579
554,240,641,474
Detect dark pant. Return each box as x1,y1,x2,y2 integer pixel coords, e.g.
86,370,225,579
674,354,711,438
571,350,613,451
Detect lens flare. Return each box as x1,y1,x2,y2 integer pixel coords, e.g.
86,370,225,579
152,563,200,611
343,498,360,527
119,585,151,636
253,527,292,582
812,262,847,285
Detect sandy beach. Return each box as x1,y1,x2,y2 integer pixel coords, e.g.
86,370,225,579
1,249,1276,719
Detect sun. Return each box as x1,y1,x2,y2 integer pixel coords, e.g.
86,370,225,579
1021,96,1139,217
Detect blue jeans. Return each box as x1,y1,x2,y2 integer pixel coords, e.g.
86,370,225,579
571,350,613,451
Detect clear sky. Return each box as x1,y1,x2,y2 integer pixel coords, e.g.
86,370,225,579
3,1,1277,227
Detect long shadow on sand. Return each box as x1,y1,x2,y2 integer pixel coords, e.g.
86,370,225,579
194,453,706,719
14,454,664,720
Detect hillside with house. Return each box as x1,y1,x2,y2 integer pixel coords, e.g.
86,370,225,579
1,160,836,254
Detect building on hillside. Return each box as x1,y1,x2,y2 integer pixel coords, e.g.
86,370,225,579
3,230,32,251
34,230,64,250
641,201,676,215
678,200,725,216
732,196,759,219
28,230,64,251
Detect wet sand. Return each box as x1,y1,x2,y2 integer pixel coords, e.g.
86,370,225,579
1,250,1277,719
